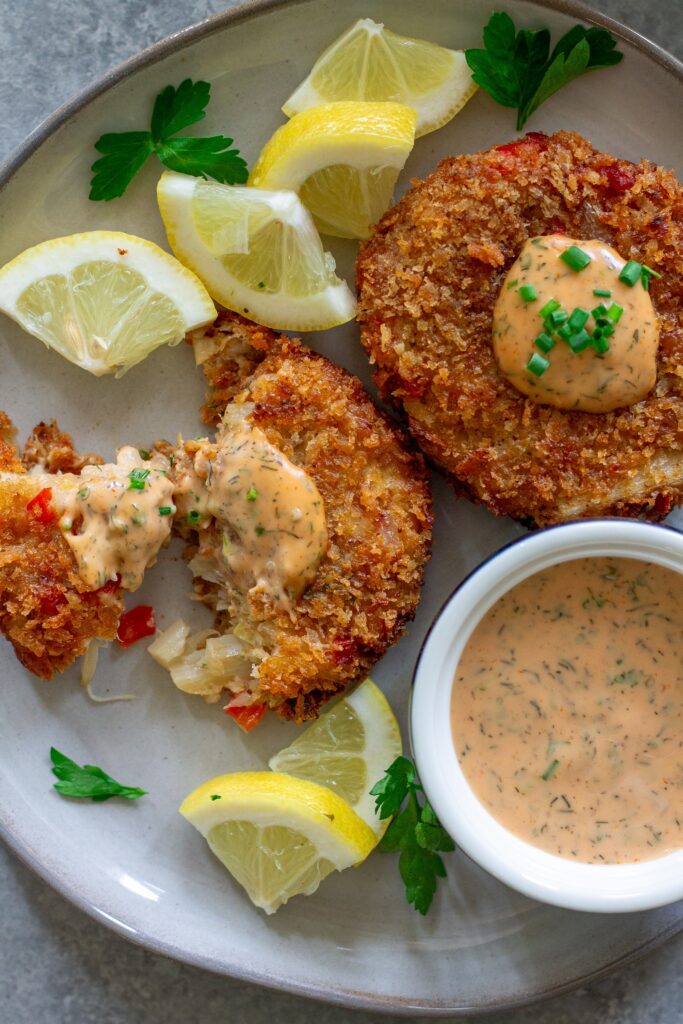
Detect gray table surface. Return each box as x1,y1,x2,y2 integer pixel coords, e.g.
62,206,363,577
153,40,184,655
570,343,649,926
1,1,682,1021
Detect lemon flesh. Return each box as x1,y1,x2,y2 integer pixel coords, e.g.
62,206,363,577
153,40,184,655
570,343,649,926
268,678,402,836
249,101,416,239
180,771,376,914
157,171,355,331
0,231,216,376
282,18,477,138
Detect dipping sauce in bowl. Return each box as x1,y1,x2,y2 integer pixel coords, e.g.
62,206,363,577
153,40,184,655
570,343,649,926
452,556,683,865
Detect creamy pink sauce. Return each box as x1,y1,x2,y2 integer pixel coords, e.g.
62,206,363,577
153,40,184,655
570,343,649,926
451,557,683,864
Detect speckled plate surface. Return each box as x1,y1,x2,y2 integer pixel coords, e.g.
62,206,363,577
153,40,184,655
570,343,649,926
0,0,682,1014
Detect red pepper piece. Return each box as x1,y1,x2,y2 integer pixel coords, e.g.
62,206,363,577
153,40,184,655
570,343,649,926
26,487,56,525
605,163,636,193
224,702,267,732
495,131,549,156
116,605,156,647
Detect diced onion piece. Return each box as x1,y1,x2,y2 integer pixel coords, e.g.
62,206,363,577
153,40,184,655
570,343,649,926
170,648,226,696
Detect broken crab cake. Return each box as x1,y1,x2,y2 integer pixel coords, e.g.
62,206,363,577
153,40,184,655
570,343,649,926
154,312,432,724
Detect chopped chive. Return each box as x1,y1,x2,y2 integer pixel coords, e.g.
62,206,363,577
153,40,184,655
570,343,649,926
560,246,592,271
138,448,151,461
619,260,641,286
557,323,574,341
535,332,556,354
599,321,615,338
567,307,589,332
128,468,150,490
159,506,174,516
606,302,624,323
593,334,611,353
255,525,266,536
210,794,222,801
518,284,538,303
246,486,258,502
593,288,611,297
506,278,519,290
592,304,608,319
567,329,592,353
541,759,560,781
539,298,560,318
546,309,568,329
641,264,662,291
187,509,201,525
526,352,550,377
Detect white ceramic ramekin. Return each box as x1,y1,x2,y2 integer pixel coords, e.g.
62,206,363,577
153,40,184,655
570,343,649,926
411,519,683,913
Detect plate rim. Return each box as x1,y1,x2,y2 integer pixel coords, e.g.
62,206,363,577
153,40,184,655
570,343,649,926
1,0,682,1014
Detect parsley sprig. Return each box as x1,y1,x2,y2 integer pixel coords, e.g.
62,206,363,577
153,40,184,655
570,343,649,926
465,13,623,130
90,78,248,201
50,747,147,801
370,756,455,915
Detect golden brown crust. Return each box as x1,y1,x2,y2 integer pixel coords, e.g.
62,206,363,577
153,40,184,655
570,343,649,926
0,418,122,679
22,420,104,474
190,312,433,722
356,130,683,526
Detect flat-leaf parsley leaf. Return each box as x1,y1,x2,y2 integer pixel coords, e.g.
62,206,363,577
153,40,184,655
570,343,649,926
370,755,455,914
90,78,248,201
50,747,147,801
465,13,623,130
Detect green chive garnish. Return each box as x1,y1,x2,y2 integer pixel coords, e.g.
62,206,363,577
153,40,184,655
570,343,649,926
641,264,662,291
557,324,574,341
255,525,266,536
568,329,592,353
593,334,611,353
546,309,568,329
541,759,560,781
128,468,150,490
539,298,560,318
187,510,201,525
593,288,611,297
592,304,608,320
619,260,641,286
138,448,151,460
159,506,174,516
527,352,550,377
534,332,555,354
567,307,589,333
518,284,538,303
560,246,592,271
246,486,258,501
606,302,624,323
600,321,616,338
506,278,519,290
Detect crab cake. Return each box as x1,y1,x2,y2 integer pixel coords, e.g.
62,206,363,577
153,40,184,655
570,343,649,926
356,130,683,526
161,312,432,724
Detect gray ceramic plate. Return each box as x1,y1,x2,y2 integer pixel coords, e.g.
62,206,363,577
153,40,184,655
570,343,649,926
0,0,682,1015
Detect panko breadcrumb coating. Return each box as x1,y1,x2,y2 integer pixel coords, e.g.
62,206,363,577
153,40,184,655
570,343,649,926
177,312,432,723
0,416,123,678
356,130,683,526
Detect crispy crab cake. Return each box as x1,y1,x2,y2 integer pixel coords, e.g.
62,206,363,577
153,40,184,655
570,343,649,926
356,130,683,526
162,312,432,724
0,416,124,678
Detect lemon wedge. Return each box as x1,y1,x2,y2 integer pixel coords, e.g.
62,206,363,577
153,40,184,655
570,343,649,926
0,231,216,376
249,101,416,239
180,771,376,914
157,170,355,331
269,678,401,837
282,18,477,138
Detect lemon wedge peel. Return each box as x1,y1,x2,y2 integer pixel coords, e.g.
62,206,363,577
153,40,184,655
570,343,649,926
282,18,478,138
248,101,417,239
157,170,356,332
0,231,216,376
269,677,402,837
180,771,376,914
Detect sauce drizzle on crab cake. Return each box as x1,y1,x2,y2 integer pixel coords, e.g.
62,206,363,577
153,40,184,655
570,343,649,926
356,130,683,526
153,311,432,724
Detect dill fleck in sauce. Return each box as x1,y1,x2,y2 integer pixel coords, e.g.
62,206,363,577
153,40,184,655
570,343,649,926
452,557,683,864
493,235,659,412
